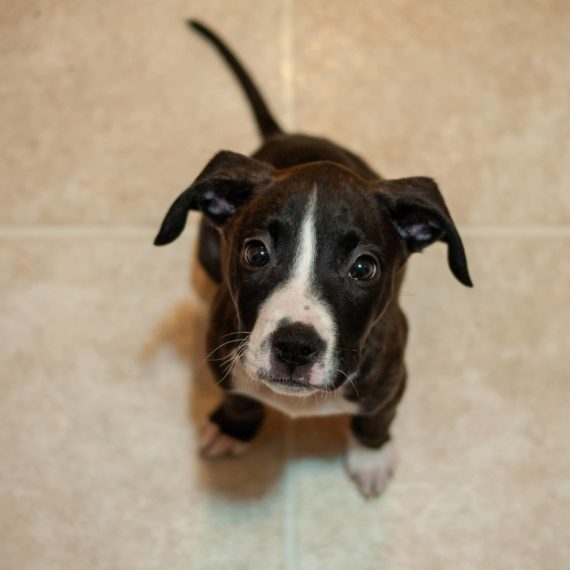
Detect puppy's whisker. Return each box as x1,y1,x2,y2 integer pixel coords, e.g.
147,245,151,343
200,342,243,367
209,351,243,363
215,338,250,385
219,331,252,340
219,338,249,385
335,367,358,396
217,350,241,385
200,337,250,367
311,391,319,406
216,348,245,369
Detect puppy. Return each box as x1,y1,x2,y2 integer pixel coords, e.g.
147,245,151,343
155,20,472,498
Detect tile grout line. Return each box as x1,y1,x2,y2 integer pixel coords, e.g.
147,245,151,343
281,0,295,130
0,226,154,238
461,226,570,237
283,421,297,570
0,225,198,239
1,225,570,239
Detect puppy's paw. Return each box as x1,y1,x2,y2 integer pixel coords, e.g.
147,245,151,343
199,421,250,459
345,433,396,499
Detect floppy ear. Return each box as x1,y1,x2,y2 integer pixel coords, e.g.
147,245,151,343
378,176,473,287
154,151,273,246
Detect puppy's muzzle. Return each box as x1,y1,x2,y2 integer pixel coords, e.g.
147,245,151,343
268,323,326,383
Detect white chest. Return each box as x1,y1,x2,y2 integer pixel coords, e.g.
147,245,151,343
231,364,359,419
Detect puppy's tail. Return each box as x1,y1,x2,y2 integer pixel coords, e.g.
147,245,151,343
188,20,283,139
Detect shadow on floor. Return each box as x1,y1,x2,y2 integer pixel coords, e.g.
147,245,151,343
144,261,349,500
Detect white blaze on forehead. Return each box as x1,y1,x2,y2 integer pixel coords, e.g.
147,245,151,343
294,190,317,283
243,189,338,388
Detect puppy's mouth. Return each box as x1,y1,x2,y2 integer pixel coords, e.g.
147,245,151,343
255,369,344,396
257,370,317,395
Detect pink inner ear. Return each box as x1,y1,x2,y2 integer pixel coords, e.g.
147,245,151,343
203,189,236,217
210,195,235,215
406,222,432,241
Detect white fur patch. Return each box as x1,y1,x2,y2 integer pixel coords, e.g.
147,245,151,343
232,363,358,419
243,190,338,388
345,432,396,498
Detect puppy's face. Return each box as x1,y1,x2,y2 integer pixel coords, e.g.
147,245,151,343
225,165,403,395
155,151,472,396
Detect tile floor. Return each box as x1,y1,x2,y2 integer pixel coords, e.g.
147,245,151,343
1,1,569,569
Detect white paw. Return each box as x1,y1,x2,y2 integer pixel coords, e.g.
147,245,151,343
345,433,396,499
199,421,250,459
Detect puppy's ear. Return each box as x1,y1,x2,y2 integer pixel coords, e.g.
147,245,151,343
378,177,473,287
154,151,273,246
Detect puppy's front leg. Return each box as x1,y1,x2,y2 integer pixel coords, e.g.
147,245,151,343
200,393,265,459
346,410,397,499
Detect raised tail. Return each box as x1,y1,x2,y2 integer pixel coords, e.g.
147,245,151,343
188,20,283,139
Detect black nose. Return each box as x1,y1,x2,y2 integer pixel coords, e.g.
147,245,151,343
271,323,325,370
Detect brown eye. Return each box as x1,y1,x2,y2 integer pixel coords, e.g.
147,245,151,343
348,255,377,281
244,240,270,267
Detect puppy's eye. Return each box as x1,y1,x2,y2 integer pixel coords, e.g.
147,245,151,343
348,255,377,281
244,240,270,267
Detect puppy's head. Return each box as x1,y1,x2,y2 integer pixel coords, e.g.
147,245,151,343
155,151,472,396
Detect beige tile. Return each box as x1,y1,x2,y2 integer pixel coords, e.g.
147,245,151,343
4,3,569,568
292,0,570,225
0,233,286,570
292,236,570,570
0,1,286,225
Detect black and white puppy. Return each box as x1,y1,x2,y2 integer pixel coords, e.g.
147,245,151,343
155,21,472,498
